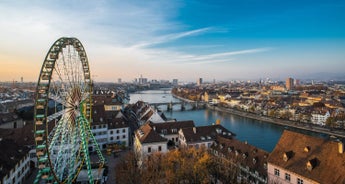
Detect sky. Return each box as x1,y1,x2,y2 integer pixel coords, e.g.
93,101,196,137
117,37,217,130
0,0,344,83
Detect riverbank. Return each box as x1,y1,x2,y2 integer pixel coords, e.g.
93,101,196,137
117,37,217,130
207,105,345,139
171,93,196,103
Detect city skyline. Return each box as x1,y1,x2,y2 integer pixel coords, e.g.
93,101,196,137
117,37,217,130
0,0,344,82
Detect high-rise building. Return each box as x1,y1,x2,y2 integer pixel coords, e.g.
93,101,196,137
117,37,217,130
197,78,203,86
138,75,147,85
286,77,294,90
172,79,178,86
294,79,300,86
118,78,122,84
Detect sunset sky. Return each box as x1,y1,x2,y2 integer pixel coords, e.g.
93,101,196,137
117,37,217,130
0,0,344,82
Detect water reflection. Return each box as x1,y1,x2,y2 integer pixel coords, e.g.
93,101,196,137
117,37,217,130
129,90,328,152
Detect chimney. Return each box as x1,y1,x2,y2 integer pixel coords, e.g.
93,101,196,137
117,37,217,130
193,127,196,134
339,142,344,154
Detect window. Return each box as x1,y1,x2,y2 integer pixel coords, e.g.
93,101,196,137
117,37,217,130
148,147,151,153
116,130,120,134
297,178,304,184
158,146,162,151
110,137,113,141
122,135,126,139
285,173,291,181
274,168,280,176
116,136,119,140
122,129,126,133
110,130,113,134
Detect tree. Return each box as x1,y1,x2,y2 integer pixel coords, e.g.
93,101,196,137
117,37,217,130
114,151,141,184
325,117,336,128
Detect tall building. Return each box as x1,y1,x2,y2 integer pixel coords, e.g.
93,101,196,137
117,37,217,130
118,78,122,84
197,78,203,86
286,77,294,90
138,75,148,85
294,79,300,86
172,79,178,86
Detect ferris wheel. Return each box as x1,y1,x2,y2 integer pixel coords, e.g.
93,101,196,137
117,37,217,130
34,37,104,184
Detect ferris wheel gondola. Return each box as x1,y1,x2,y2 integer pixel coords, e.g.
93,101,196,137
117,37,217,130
34,37,104,184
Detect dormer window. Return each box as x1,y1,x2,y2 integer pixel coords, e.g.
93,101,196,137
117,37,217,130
242,153,248,159
304,146,310,153
283,151,293,162
306,158,318,171
253,157,257,164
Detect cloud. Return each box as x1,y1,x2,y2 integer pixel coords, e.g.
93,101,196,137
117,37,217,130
130,27,213,48
0,1,273,82
133,47,272,65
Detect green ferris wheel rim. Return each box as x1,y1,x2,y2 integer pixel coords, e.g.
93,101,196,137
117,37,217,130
33,37,103,184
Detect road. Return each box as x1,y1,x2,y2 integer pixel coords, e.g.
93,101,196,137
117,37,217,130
210,105,345,139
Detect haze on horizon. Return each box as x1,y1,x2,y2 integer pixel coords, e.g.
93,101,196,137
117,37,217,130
0,0,344,83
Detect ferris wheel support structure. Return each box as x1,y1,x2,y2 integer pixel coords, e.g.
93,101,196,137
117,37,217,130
33,37,104,184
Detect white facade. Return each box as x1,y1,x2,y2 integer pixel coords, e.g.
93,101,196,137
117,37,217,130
0,118,24,129
1,152,30,184
133,135,167,165
90,123,130,150
107,127,129,147
268,163,317,184
178,130,213,148
311,111,330,126
91,124,108,150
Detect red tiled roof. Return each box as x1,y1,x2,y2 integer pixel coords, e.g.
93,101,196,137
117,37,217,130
135,123,166,144
149,120,195,135
181,124,235,144
212,136,269,179
268,130,345,183
108,118,129,129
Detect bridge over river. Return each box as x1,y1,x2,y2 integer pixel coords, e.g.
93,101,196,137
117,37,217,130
149,101,206,111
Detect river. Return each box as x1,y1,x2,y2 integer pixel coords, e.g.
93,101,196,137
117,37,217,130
129,89,327,152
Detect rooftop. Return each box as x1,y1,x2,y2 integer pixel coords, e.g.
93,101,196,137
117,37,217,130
268,130,345,183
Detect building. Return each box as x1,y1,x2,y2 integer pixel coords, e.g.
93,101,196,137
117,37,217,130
149,120,195,146
0,112,24,129
133,123,168,165
0,139,31,184
117,78,122,84
267,130,345,184
172,79,178,86
311,111,330,126
210,136,269,184
90,105,130,151
126,101,166,126
197,78,203,86
286,77,294,90
93,90,128,111
179,124,235,148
